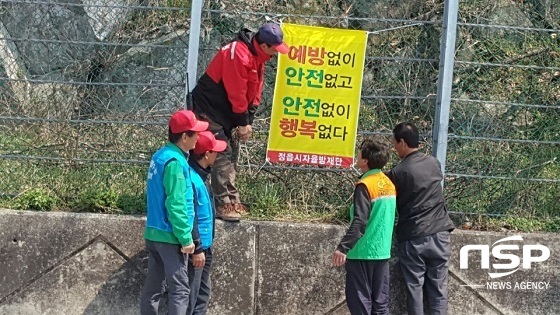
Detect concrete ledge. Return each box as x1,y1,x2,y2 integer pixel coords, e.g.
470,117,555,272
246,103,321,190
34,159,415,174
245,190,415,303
0,209,558,314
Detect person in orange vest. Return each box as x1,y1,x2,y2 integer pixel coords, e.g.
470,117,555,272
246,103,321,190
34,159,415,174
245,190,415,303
333,139,396,315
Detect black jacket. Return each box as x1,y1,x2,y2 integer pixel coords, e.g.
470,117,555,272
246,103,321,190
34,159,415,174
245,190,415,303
386,151,455,242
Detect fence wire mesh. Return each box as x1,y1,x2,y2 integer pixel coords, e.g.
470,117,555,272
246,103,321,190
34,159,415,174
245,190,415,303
446,1,560,219
0,0,558,221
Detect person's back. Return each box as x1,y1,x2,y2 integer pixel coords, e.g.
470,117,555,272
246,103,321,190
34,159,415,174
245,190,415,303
387,122,454,315
389,151,454,242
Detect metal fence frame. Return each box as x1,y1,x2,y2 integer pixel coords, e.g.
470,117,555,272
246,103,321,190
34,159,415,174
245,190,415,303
0,0,558,217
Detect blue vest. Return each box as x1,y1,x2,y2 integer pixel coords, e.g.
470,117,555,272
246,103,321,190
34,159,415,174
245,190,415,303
189,165,214,249
146,145,191,232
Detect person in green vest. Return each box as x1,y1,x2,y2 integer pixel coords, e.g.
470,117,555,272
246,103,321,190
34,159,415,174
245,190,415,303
333,139,396,315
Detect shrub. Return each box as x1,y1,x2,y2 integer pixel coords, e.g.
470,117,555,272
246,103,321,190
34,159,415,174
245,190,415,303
13,188,58,211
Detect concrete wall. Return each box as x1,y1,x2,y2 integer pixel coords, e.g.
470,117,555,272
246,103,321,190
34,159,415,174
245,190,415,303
0,209,558,315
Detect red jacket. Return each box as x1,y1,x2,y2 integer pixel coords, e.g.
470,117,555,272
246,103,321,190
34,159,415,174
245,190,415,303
192,30,271,135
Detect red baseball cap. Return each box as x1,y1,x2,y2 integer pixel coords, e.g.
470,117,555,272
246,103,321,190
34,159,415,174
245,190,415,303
193,131,227,154
169,110,208,133
258,23,289,54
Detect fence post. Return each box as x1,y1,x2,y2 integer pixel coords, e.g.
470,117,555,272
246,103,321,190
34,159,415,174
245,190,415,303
432,0,459,181
185,0,204,110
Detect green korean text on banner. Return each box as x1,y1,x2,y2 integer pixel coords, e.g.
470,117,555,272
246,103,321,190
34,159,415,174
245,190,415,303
266,23,367,168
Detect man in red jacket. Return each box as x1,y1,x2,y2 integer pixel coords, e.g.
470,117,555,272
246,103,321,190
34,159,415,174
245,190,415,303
192,22,289,221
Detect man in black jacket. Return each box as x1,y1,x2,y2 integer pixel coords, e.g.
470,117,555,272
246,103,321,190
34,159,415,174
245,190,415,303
386,122,455,315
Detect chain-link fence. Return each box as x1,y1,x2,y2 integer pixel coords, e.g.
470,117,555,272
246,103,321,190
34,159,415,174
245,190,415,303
447,1,560,220
0,0,558,222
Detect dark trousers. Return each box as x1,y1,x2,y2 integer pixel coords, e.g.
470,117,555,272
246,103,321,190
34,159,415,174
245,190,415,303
205,119,240,206
140,240,190,315
187,248,213,315
398,231,451,315
345,259,390,315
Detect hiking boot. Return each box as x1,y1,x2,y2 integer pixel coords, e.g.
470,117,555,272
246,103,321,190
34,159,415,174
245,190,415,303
216,203,240,222
234,203,249,215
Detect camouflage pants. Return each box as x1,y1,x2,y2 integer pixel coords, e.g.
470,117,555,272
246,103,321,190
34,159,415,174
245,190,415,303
205,120,241,206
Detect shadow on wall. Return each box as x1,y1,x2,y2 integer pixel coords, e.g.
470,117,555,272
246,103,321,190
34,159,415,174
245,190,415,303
82,248,147,315
80,251,417,315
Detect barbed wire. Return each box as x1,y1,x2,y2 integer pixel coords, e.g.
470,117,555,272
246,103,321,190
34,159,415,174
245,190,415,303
0,154,149,165
1,0,190,11
451,99,559,110
455,60,560,71
0,36,186,49
448,135,560,145
447,173,560,184
0,78,183,87
0,116,167,125
203,9,439,25
458,22,560,33
1,0,558,218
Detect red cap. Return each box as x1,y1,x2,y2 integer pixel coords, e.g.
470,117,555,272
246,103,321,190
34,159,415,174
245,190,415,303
193,131,227,154
169,110,208,133
272,42,290,54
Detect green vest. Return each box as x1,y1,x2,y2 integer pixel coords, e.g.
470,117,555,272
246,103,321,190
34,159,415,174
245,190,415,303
347,169,396,260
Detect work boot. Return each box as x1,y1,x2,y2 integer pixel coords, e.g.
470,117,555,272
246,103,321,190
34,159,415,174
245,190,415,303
216,203,240,222
234,203,249,215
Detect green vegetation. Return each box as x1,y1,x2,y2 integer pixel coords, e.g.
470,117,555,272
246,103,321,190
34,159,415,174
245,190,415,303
0,1,558,233
1,157,147,214
12,188,59,212
475,216,560,233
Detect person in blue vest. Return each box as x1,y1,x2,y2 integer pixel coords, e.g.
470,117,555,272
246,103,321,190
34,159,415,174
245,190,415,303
333,139,396,315
140,109,209,315
186,131,227,315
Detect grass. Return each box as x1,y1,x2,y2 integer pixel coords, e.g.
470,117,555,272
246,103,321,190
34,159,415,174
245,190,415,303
1,161,147,214
0,1,558,233
0,118,557,232
469,216,560,233
3,183,560,234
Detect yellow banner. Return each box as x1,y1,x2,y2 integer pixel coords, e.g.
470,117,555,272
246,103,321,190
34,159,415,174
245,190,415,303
266,23,367,168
